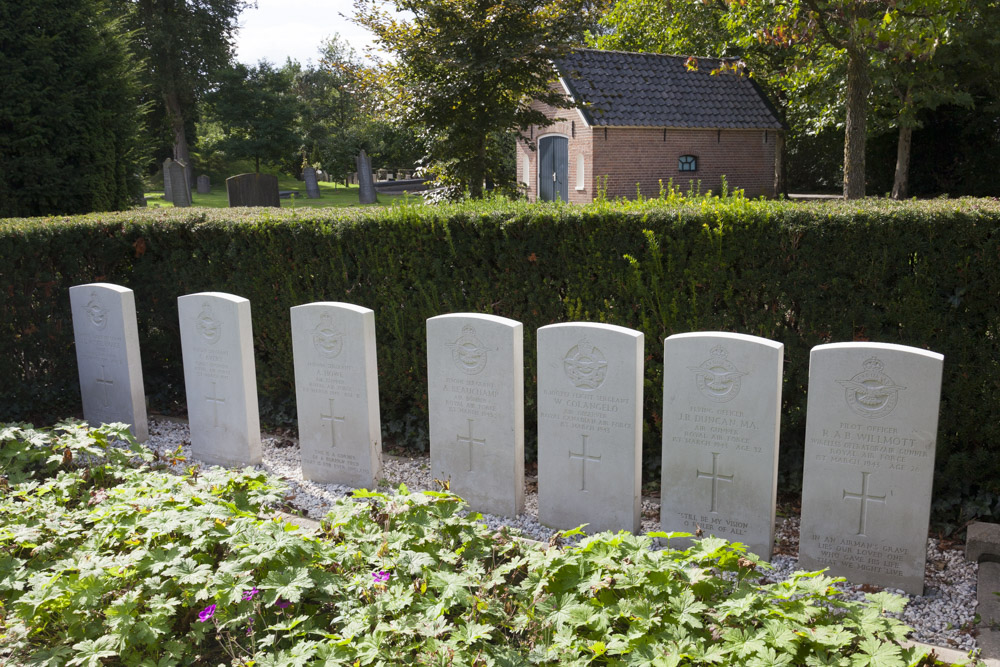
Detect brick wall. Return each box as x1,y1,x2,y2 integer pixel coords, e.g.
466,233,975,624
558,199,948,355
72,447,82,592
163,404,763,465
592,127,777,199
516,97,593,204
518,97,779,201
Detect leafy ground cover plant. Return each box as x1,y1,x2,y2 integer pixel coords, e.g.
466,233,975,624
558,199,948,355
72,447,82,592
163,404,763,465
0,423,973,665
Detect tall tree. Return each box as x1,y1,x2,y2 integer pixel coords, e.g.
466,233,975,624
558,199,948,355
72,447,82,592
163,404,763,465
0,0,146,216
110,0,249,182
354,0,603,198
204,61,303,173
598,0,959,199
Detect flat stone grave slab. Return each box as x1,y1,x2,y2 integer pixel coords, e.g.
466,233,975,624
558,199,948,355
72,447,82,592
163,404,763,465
69,283,148,441
660,332,782,558
799,342,944,594
427,313,524,518
290,302,382,488
537,322,643,534
178,292,261,467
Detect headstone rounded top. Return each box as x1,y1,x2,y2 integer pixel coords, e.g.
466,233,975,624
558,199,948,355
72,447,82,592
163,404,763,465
69,282,133,296
538,321,643,340
178,291,250,306
667,330,784,351
811,341,943,363
428,312,521,328
291,301,374,317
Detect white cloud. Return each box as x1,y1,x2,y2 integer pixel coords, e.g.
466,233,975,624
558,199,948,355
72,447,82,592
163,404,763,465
234,0,386,66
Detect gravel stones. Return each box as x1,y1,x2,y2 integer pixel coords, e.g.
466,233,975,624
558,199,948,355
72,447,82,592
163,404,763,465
143,417,980,653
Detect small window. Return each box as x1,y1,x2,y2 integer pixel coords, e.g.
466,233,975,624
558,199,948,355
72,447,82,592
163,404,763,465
678,155,697,171
521,155,530,186
575,154,585,190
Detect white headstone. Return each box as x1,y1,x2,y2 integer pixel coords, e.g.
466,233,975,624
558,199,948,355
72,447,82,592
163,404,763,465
537,322,643,534
290,302,382,487
69,283,148,442
799,342,944,594
178,292,261,467
659,332,783,558
427,313,524,518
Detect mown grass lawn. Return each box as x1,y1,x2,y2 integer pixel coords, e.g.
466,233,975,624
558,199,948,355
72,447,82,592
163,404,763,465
145,174,411,209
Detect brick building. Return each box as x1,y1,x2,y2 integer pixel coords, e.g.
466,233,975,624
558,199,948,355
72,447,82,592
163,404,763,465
518,49,786,202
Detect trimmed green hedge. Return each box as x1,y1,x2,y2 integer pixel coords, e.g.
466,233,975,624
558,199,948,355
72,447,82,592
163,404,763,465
3,196,999,526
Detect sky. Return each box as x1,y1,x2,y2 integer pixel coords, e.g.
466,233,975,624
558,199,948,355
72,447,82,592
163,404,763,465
234,0,383,66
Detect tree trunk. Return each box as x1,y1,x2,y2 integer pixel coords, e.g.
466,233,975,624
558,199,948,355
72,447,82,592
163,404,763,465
469,136,487,199
774,131,786,197
842,48,871,200
163,89,192,189
891,124,913,200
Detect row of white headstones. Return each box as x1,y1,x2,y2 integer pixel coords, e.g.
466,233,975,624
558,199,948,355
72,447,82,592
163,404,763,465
70,283,944,595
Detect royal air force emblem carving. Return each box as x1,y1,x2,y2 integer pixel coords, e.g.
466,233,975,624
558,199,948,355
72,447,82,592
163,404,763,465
688,345,747,403
563,338,607,391
447,325,489,375
311,313,344,359
837,356,906,419
195,302,222,344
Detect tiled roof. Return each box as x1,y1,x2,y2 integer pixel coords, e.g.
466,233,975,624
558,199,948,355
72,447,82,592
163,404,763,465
554,49,785,130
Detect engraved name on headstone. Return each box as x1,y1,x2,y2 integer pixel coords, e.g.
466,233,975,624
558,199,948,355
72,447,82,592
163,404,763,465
659,332,783,558
69,283,148,441
290,302,382,487
798,342,944,594
427,313,524,518
178,292,262,467
537,322,643,534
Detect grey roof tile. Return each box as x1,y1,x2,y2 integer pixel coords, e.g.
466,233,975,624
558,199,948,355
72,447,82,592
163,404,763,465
555,49,785,130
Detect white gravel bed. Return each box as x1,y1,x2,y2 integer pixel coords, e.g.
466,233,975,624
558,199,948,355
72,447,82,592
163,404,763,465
146,417,981,654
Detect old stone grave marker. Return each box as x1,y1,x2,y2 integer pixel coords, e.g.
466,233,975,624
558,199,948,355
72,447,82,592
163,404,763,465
427,313,524,517
167,160,191,207
163,157,174,201
356,151,377,204
69,283,148,441
290,302,382,487
659,332,783,558
537,322,643,534
798,342,944,594
226,173,280,207
303,166,321,198
178,292,262,467
197,174,211,194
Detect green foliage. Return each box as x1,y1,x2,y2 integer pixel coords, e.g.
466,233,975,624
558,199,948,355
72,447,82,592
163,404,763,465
0,0,146,216
2,196,1000,527
0,423,943,665
203,61,304,174
354,0,603,198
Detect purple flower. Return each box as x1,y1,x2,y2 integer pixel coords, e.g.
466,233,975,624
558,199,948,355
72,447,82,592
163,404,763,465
242,587,259,601
245,620,254,636
275,598,291,609
198,604,216,622
372,570,391,584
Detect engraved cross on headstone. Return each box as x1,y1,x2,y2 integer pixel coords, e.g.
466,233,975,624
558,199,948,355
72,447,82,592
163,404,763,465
95,365,114,407
843,471,886,536
697,452,734,513
320,397,345,448
568,434,602,492
205,381,226,427
456,418,486,472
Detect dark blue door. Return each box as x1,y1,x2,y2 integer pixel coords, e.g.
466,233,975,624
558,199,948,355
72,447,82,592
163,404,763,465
538,136,568,202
